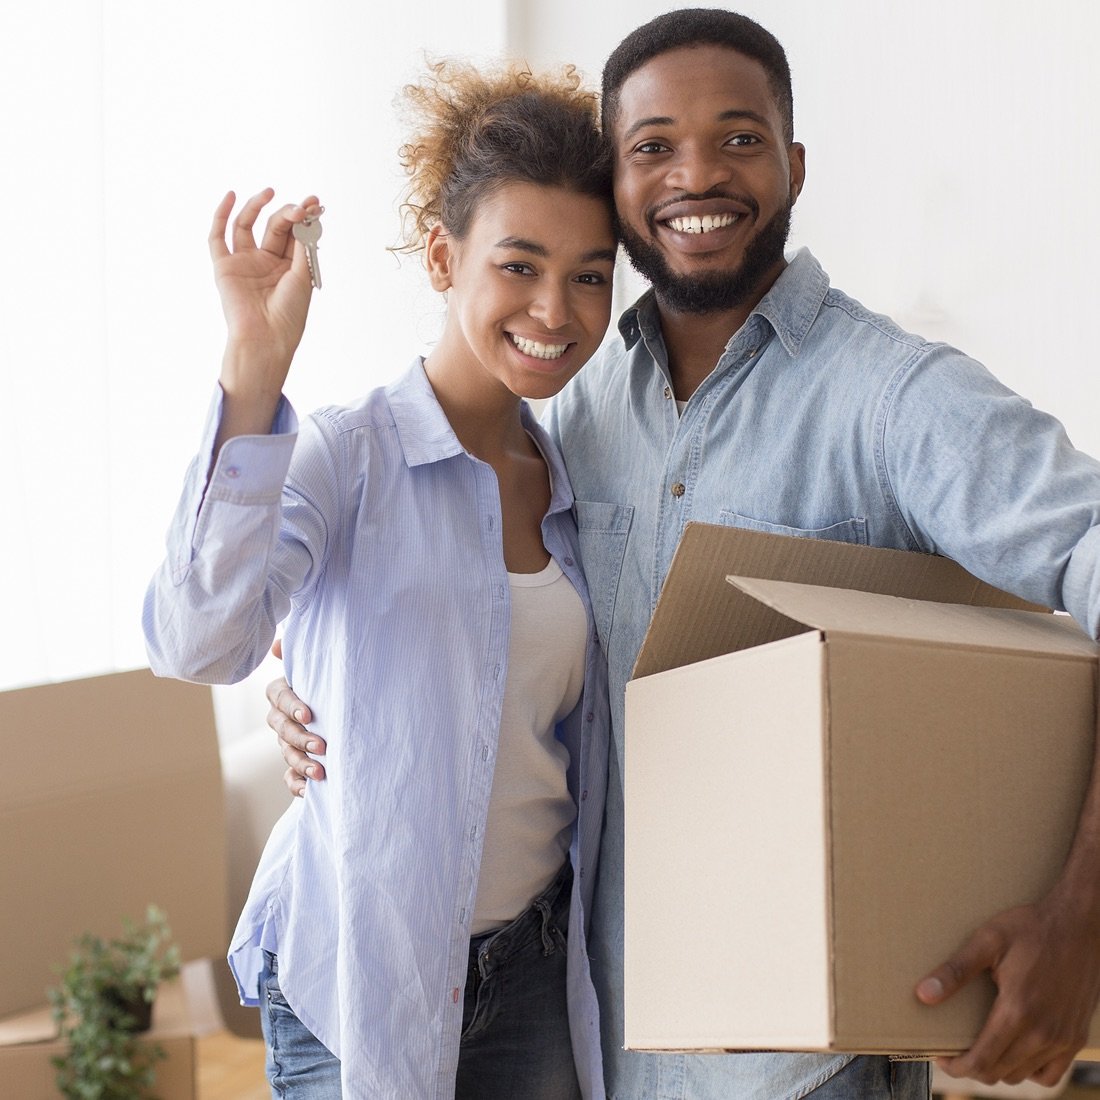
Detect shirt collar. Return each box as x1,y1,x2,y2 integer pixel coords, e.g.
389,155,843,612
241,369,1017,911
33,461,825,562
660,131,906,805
385,360,577,515
386,359,466,468
615,247,830,359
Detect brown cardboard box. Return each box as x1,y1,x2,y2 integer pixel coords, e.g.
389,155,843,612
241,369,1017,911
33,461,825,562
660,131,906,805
0,979,196,1100
0,668,226,1097
624,524,1100,1055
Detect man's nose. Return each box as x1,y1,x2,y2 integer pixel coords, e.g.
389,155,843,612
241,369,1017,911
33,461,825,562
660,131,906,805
665,145,732,195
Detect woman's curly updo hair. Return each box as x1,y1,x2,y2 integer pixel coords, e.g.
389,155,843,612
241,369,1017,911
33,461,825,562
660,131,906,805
396,59,614,253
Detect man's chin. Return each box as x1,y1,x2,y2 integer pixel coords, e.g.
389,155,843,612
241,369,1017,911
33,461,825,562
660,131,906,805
622,201,793,316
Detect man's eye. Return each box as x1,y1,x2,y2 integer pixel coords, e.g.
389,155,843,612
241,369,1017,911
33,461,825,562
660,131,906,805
727,134,760,147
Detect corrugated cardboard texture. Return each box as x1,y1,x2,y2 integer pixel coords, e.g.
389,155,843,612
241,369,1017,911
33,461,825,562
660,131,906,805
633,523,1045,679
0,669,226,1017
826,636,1097,1051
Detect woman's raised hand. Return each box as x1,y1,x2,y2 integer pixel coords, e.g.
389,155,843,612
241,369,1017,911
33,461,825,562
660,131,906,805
209,189,320,398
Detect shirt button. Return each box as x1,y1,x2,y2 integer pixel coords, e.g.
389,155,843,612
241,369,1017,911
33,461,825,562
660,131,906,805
663,385,672,400
224,466,240,479
671,482,686,498
563,556,574,567
747,347,759,357
581,789,589,801
585,711,594,723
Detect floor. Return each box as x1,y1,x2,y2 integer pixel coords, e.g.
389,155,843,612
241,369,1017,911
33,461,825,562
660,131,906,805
196,1028,268,1100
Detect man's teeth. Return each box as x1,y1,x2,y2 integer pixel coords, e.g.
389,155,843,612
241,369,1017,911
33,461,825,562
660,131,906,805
666,213,739,234
511,335,568,360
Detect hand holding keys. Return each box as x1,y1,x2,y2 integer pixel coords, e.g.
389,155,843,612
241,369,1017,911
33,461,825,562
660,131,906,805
293,207,324,289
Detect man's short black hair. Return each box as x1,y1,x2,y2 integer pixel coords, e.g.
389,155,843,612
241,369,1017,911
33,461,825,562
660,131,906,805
602,8,794,144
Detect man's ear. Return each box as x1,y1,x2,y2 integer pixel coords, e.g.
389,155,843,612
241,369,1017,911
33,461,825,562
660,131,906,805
788,142,806,205
426,224,455,292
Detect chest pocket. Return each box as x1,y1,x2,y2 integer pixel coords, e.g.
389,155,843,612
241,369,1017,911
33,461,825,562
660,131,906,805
574,501,634,649
718,510,868,545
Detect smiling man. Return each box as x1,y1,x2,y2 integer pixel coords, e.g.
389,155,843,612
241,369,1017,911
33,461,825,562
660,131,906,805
270,10,1100,1099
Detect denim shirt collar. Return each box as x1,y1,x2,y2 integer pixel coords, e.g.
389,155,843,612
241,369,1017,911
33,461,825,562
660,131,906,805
616,247,831,360
386,358,575,517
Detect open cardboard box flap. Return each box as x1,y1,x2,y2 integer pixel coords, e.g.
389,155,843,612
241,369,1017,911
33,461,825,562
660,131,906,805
633,523,1045,679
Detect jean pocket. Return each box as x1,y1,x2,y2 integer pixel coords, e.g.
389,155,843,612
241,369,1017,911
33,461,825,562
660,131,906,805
575,501,634,647
718,511,868,545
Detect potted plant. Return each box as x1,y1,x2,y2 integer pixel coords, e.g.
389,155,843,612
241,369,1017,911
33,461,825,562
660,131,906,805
48,905,182,1100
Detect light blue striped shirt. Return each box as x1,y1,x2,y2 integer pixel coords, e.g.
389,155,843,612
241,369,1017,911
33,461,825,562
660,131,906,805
144,360,609,1100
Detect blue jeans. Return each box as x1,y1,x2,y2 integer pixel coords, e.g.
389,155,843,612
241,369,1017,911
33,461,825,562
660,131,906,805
808,1055,931,1098
259,862,579,1099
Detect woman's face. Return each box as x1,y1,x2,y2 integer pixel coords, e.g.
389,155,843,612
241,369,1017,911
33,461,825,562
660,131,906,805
428,180,617,402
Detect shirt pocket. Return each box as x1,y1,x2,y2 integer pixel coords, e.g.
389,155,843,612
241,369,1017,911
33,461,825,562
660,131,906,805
718,511,868,545
574,501,635,649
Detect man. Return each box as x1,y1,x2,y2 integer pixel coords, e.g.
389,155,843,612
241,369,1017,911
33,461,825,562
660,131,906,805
269,10,1100,1097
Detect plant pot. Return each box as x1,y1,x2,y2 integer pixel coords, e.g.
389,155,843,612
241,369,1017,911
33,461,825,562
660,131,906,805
102,987,154,1033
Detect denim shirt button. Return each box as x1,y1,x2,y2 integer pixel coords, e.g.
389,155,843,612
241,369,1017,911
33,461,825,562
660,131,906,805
671,482,686,498
563,556,574,567
663,385,672,400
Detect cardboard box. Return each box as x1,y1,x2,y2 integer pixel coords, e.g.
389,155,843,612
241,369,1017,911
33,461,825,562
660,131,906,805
0,668,227,1097
0,979,197,1100
624,524,1100,1055
0,668,226,1018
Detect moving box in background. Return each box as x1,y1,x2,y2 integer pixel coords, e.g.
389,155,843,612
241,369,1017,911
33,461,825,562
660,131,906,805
0,669,226,1098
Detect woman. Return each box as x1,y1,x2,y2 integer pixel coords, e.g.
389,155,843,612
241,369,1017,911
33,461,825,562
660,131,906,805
144,61,615,1099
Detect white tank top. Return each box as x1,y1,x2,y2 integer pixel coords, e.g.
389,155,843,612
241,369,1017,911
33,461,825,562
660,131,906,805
471,557,587,933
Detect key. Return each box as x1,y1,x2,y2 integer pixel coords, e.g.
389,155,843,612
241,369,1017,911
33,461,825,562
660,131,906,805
292,208,324,289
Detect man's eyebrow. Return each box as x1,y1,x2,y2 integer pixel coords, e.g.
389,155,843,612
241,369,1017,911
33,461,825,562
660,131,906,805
621,108,772,143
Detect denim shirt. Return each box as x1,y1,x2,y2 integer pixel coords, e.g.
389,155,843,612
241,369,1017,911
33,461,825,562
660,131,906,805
145,361,609,1100
545,248,1100,1100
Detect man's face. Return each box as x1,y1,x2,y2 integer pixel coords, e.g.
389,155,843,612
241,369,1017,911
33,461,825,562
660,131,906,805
611,44,805,315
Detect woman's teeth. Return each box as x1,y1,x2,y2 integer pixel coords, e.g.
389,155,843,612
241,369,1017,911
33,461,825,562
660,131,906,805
666,213,738,234
512,335,568,360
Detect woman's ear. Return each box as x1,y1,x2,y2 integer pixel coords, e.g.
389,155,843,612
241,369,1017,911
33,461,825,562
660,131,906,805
425,224,455,292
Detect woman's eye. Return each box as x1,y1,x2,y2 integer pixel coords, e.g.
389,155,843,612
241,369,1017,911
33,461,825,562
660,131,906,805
634,140,668,155
502,262,535,275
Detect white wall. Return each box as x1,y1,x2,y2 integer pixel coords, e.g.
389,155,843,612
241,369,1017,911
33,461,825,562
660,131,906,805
5,1,1098,735
514,0,1100,457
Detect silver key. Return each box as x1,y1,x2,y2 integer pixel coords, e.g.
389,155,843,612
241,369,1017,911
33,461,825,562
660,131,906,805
293,208,324,289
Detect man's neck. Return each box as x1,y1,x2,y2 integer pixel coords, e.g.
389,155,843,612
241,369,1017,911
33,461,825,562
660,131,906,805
654,262,784,401
658,302,752,402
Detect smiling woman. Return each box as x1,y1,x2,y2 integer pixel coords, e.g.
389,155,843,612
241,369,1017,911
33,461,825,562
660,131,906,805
142,56,616,1100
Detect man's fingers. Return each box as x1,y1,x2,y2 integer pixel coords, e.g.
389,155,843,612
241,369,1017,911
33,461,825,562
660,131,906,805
916,926,1003,1004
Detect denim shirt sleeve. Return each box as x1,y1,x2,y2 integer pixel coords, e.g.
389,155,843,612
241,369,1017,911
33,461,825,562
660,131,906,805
880,343,1100,636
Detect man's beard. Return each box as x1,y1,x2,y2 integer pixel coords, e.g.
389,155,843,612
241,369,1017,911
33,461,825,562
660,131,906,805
620,196,793,315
